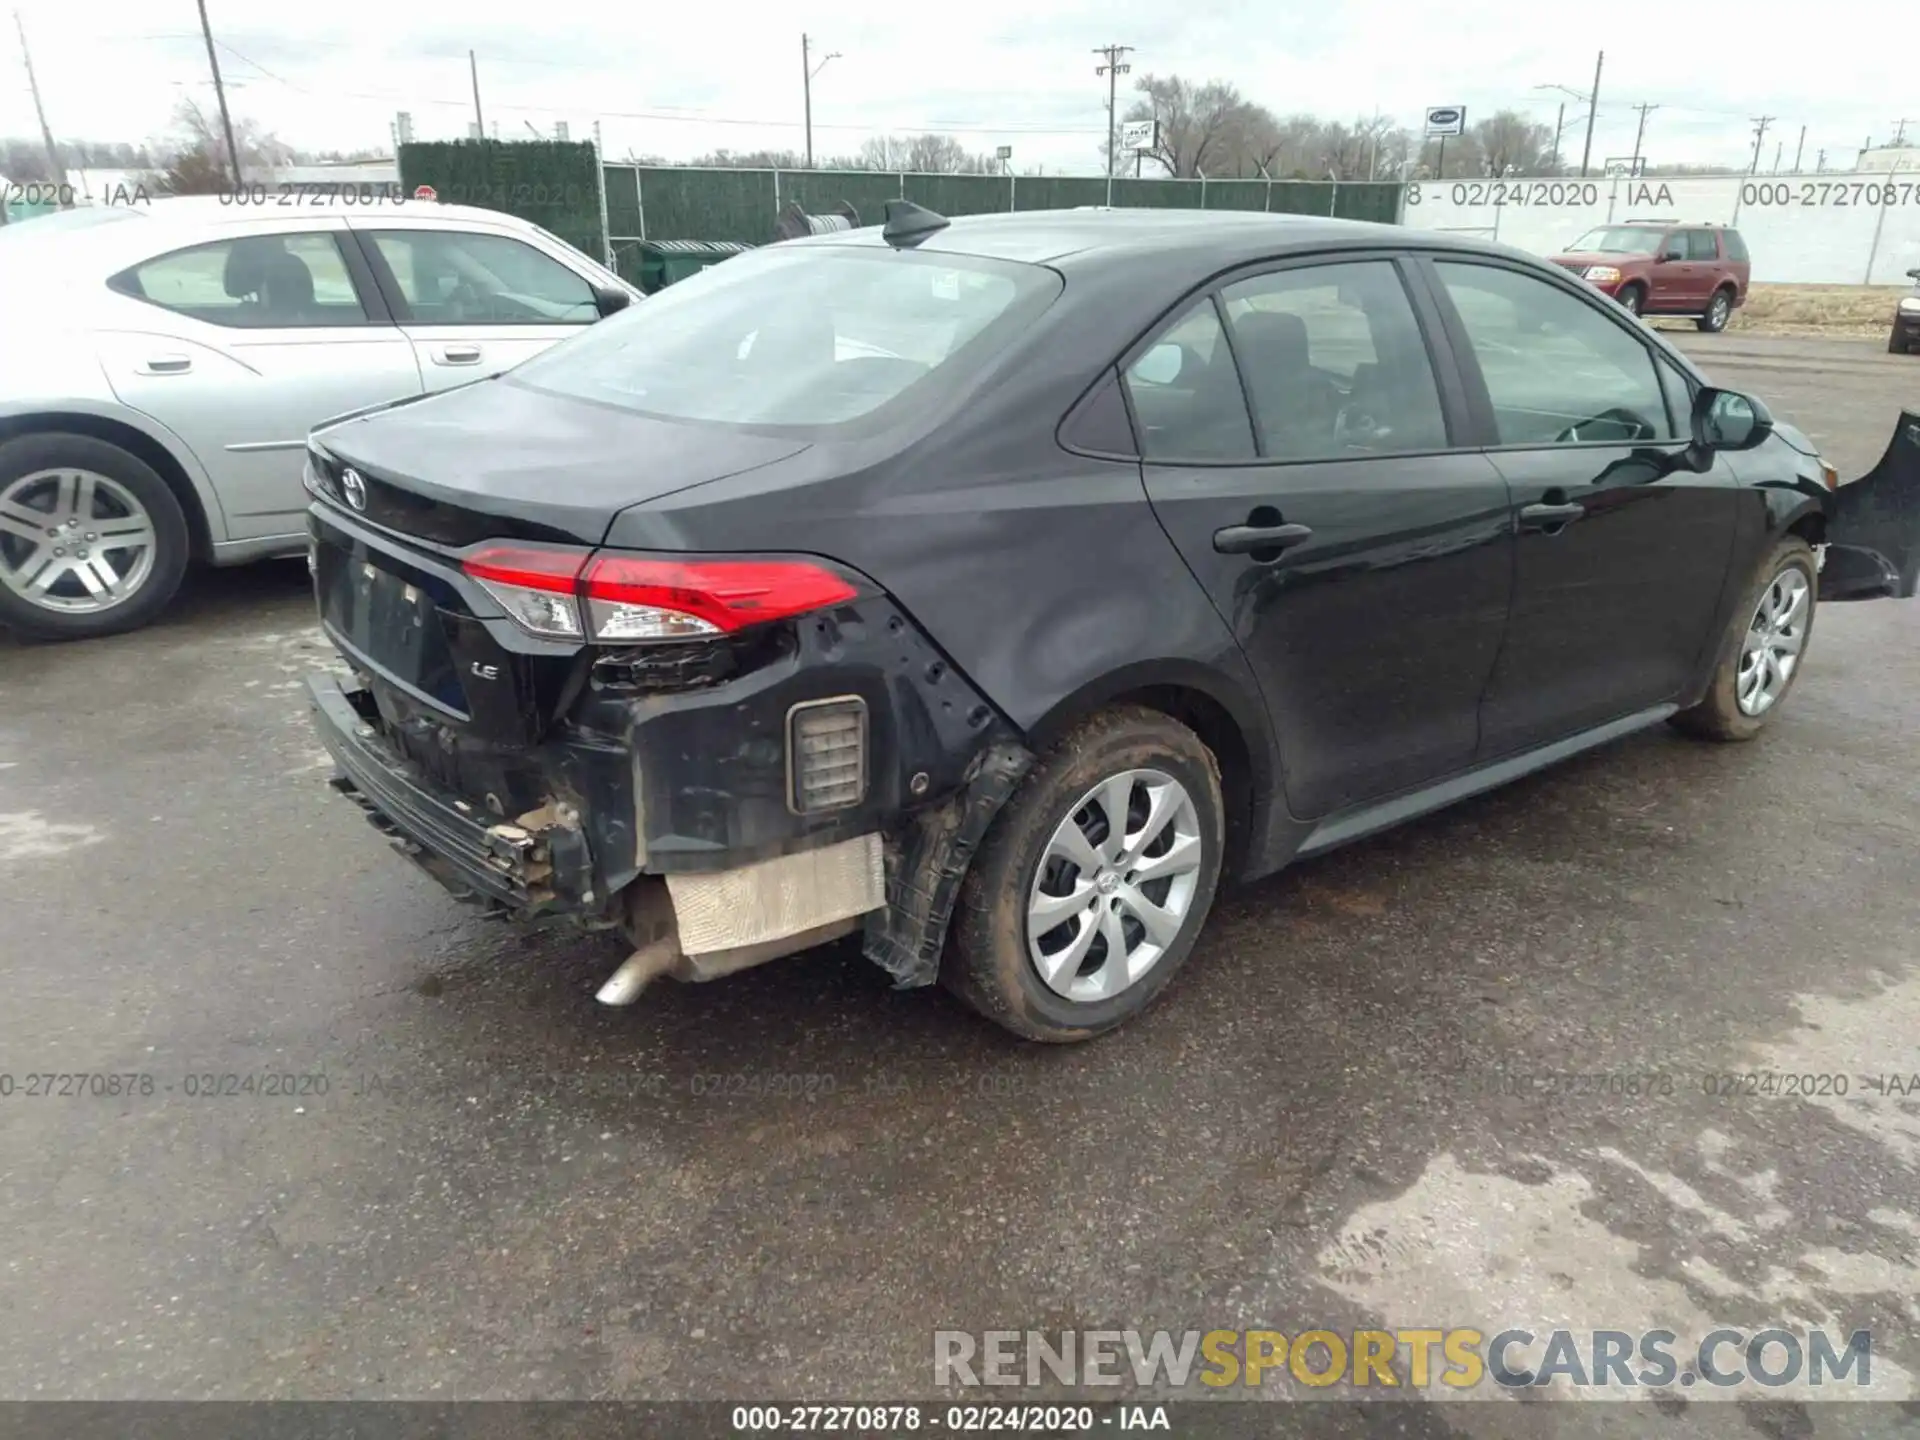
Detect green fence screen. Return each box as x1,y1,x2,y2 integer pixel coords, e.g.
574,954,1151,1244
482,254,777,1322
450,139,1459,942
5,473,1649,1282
394,141,1404,261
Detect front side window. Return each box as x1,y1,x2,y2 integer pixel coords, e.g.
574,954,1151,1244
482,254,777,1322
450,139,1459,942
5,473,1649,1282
1219,260,1447,459
1434,261,1674,446
109,233,367,328
512,245,1060,430
369,230,598,325
1121,299,1256,462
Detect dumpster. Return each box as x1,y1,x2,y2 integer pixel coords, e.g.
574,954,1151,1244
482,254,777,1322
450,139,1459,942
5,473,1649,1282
629,239,755,294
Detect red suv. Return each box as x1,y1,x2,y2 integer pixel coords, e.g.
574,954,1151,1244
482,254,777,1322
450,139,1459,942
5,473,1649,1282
1548,222,1750,332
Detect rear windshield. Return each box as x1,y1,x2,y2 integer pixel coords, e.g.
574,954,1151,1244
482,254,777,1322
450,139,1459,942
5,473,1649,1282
510,245,1061,430
1567,227,1663,255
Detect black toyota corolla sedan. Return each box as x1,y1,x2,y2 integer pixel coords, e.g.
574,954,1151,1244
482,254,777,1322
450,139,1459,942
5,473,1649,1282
304,202,1920,1042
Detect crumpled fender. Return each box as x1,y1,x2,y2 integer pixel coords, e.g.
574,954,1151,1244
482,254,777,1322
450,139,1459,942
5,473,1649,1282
1821,411,1920,601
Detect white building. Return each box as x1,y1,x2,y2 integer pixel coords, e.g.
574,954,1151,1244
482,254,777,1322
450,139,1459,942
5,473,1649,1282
1857,146,1920,174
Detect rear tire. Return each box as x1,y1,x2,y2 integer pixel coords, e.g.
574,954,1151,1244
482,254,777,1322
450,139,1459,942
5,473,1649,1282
942,705,1225,1043
0,433,189,641
1892,327,1913,355
1696,287,1735,333
1616,283,1646,317
1671,537,1816,742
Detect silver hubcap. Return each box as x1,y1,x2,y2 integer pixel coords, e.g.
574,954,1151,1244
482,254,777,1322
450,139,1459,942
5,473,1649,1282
1711,295,1729,326
1738,567,1809,716
0,469,157,615
1026,768,1204,1003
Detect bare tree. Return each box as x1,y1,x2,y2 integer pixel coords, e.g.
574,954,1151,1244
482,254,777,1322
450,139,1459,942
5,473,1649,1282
155,98,296,193
1113,75,1267,177
1471,110,1558,176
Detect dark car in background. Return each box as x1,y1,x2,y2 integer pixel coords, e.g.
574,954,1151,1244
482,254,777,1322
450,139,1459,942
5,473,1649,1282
1549,221,1750,331
1890,267,1920,354
304,205,1919,1042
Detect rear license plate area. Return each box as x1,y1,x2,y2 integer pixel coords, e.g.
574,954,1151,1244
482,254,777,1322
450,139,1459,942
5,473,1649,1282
317,543,467,716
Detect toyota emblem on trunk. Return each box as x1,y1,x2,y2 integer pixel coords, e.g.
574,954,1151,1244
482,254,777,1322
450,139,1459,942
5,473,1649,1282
340,468,368,511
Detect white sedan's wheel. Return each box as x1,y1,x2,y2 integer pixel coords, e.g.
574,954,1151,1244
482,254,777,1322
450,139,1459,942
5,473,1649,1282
0,434,189,640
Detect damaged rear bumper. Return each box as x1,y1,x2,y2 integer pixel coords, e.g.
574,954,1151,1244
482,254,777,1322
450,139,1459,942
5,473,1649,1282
310,672,595,915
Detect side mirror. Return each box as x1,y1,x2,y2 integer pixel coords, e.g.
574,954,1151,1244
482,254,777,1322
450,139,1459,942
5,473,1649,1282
592,283,633,319
1692,386,1773,453
1907,267,1920,282
1658,250,1683,263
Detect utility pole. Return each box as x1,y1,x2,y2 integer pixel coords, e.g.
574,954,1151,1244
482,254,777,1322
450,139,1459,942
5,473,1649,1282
12,10,65,190
1792,124,1806,173
468,50,484,140
1894,119,1913,146
1816,148,1826,173
1771,140,1782,174
1628,101,1659,176
1578,49,1604,177
1551,102,1565,172
1748,115,1776,175
194,0,244,187
800,35,840,169
802,35,813,168
1093,42,1132,205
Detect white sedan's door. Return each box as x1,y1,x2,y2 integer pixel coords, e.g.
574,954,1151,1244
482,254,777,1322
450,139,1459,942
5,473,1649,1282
94,226,422,541
353,226,603,393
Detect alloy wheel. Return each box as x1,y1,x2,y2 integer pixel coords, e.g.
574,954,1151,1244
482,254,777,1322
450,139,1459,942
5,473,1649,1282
1025,768,1205,1003
0,469,158,615
1737,566,1809,716
1709,293,1730,329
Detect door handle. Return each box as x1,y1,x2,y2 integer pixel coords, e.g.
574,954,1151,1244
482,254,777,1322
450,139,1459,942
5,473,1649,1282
1518,501,1586,532
1213,522,1313,555
433,345,482,365
140,355,192,375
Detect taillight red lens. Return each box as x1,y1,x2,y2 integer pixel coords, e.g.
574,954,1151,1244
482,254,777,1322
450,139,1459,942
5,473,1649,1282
463,544,591,640
582,557,858,641
460,546,857,644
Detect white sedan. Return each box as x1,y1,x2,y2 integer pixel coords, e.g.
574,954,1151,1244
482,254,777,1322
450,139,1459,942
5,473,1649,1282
0,196,639,639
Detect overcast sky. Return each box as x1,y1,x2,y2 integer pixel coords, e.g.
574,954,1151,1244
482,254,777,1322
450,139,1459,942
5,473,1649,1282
3,0,1910,175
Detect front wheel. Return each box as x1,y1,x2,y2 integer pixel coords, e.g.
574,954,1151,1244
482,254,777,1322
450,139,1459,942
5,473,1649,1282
0,433,189,640
1616,283,1646,317
1697,288,1734,333
1671,537,1816,741
943,706,1225,1042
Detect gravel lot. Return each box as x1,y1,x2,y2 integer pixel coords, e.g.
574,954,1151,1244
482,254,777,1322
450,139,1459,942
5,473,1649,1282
2,334,1917,1433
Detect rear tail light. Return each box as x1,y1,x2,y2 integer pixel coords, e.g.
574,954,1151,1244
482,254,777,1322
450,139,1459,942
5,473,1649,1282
463,545,589,640
461,545,858,643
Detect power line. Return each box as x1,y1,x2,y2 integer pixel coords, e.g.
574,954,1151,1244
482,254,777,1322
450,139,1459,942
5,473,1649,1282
1747,114,1775,175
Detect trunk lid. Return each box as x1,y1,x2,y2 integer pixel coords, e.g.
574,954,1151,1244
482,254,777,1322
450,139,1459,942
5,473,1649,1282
311,375,811,549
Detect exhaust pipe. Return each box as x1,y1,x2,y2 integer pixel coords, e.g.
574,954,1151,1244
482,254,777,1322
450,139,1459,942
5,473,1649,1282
595,939,680,1006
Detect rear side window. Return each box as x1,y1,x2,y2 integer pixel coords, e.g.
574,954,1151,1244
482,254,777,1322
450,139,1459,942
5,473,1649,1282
109,233,368,328
1679,230,1719,261
512,246,1060,431
1122,299,1256,462
1219,260,1447,459
1721,230,1749,263
1434,261,1674,446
